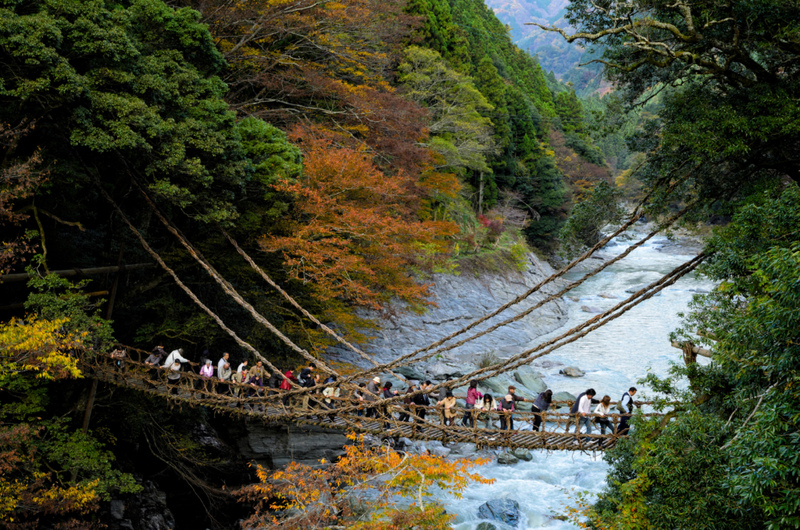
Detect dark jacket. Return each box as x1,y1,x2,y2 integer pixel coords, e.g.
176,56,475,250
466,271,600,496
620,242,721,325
570,392,599,414
533,392,551,411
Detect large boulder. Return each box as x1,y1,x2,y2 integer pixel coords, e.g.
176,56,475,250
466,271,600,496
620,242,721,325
478,377,511,396
477,523,498,530
393,365,427,381
559,366,585,377
581,305,602,313
513,369,546,394
552,391,576,411
426,361,465,380
477,498,521,527
511,448,533,461
430,446,451,458
497,452,519,465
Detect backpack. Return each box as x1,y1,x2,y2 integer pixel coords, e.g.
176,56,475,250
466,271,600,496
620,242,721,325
616,393,628,413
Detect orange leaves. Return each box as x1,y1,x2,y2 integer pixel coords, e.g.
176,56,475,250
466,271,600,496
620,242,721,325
259,131,458,310
238,432,493,529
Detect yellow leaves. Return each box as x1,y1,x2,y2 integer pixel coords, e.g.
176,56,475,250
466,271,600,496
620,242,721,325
0,317,84,380
32,479,99,512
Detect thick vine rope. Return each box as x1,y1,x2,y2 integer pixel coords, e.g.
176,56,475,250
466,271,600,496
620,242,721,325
92,177,292,384
130,178,341,380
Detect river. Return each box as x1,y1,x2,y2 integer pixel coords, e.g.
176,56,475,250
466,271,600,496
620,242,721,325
441,225,714,529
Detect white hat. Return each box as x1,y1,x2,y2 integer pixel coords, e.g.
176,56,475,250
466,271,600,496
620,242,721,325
205,359,212,364
505,394,513,401
372,376,380,383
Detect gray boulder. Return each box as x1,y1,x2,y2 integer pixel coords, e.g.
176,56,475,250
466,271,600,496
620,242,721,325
430,446,451,458
477,498,521,527
559,366,586,377
497,452,519,465
511,448,533,461
426,361,465,379
479,377,511,396
599,292,618,299
552,391,576,411
394,365,427,381
513,370,546,394
581,305,602,313
568,296,580,302
477,523,498,530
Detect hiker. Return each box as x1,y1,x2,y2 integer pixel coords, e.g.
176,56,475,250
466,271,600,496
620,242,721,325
617,387,637,435
477,393,498,429
398,382,417,422
411,381,432,422
381,381,398,427
365,376,381,418
531,389,553,432
299,363,316,387
279,369,298,406
441,390,458,426
594,395,613,434
575,388,597,440
231,368,248,398
266,370,282,395
249,360,266,381
163,348,189,368
566,388,600,433
322,375,339,422
217,352,230,377
144,345,166,382
200,359,214,378
354,383,367,416
166,361,182,395
462,380,483,427
498,394,516,430
218,362,232,383
236,359,248,374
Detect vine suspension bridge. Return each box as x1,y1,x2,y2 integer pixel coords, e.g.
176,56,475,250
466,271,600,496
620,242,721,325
72,179,708,453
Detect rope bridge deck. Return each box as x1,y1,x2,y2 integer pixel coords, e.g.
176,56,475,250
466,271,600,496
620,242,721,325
82,351,655,453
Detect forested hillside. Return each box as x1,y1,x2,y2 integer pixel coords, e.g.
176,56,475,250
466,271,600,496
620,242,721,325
0,0,608,527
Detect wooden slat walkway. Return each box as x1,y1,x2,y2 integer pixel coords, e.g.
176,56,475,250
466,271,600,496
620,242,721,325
80,351,644,452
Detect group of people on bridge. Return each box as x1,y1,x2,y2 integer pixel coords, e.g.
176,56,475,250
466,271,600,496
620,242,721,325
141,346,639,436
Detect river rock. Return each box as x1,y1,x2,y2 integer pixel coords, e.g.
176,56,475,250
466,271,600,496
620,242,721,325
513,369,546,394
511,448,533,461
497,452,519,465
239,421,348,467
104,480,175,530
553,391,576,410
477,498,521,527
559,366,585,377
535,359,563,369
599,292,618,299
479,376,511,396
430,446,451,458
568,295,580,302
581,305,602,313
476,523,498,530
393,365,427,381
426,361,465,379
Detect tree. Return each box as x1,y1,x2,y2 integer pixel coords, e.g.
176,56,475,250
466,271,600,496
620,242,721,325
531,0,800,212
398,46,497,176
260,129,459,312
237,432,493,529
0,273,139,528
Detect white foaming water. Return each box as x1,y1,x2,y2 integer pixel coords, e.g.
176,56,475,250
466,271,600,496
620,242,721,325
440,228,714,529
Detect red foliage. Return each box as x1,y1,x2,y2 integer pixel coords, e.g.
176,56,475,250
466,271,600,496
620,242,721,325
0,121,46,274
260,128,458,310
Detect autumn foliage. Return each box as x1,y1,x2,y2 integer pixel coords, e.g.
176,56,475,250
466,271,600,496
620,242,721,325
237,432,493,529
260,130,458,311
